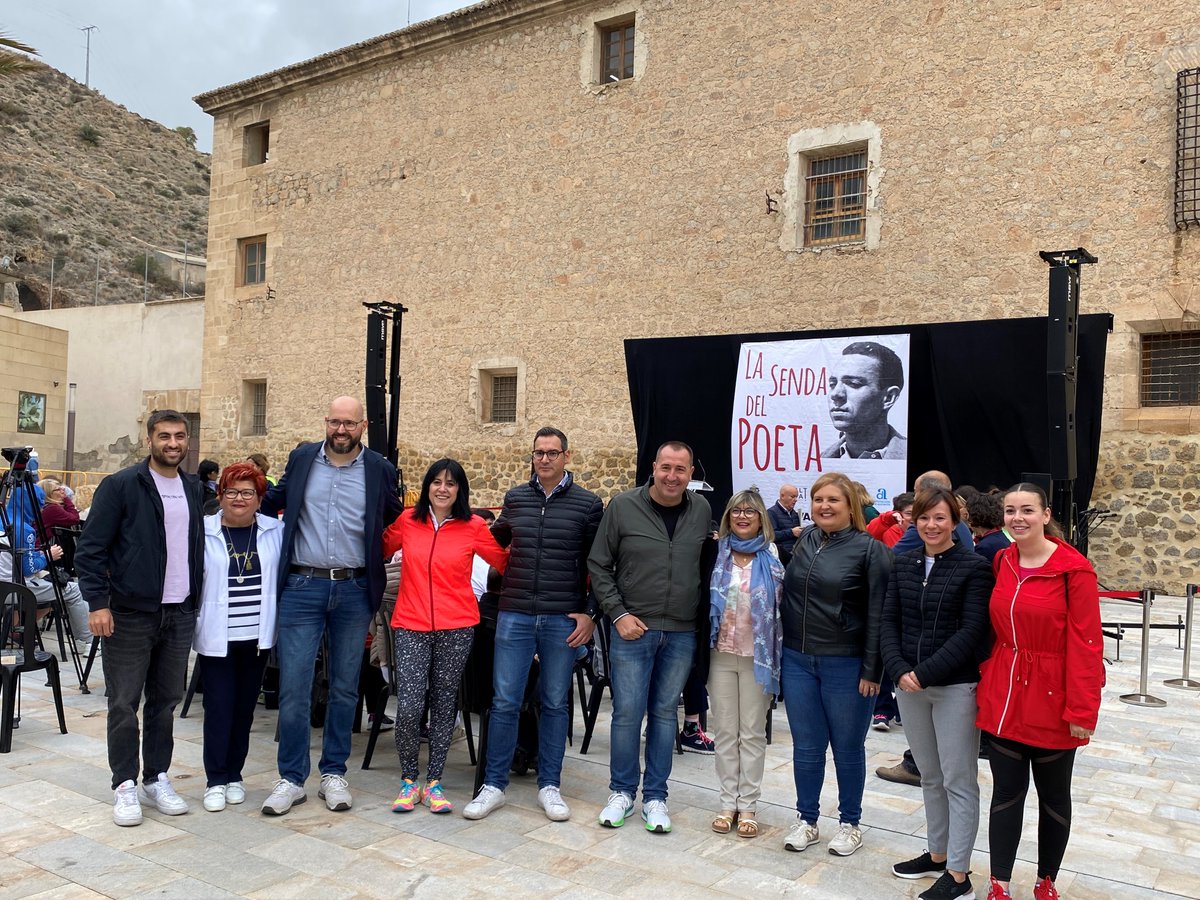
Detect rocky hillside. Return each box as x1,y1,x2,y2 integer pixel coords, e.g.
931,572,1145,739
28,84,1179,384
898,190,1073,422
0,53,209,309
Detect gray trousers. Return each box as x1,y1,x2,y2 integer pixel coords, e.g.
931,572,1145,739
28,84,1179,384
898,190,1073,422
896,682,981,873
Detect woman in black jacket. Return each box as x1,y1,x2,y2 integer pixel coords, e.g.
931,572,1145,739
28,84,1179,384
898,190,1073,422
880,486,994,900
780,472,892,858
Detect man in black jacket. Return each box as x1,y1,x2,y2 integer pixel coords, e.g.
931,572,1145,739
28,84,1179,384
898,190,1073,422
463,426,603,823
76,409,204,827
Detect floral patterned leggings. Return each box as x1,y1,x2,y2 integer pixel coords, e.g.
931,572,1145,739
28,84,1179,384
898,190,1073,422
393,626,474,783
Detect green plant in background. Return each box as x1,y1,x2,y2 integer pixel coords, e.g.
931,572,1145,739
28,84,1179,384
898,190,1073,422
79,124,101,145
0,30,38,77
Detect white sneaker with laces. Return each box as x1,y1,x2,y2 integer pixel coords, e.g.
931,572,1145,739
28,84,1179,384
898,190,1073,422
463,784,506,820
139,773,188,815
261,779,307,816
203,785,227,812
113,779,142,827
319,773,353,811
784,817,820,851
828,822,863,856
598,790,634,828
224,781,246,805
641,799,671,833
537,786,570,822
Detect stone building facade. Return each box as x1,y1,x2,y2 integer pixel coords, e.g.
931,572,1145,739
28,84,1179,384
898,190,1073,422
196,0,1200,592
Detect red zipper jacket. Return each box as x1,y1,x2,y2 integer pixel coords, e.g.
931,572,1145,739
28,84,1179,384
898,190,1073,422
384,509,508,632
976,537,1104,749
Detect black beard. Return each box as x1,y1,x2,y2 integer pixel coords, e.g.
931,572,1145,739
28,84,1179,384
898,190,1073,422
327,434,361,455
150,446,184,470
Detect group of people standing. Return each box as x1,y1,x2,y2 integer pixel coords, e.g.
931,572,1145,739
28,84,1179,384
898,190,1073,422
713,473,1104,900
68,400,1103,900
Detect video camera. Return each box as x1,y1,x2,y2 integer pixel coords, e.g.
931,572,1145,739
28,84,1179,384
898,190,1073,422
1,446,33,469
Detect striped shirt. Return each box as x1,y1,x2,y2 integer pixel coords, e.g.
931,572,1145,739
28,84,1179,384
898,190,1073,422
224,524,262,642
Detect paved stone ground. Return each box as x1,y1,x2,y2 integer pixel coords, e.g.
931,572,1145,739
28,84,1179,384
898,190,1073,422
2,595,1199,899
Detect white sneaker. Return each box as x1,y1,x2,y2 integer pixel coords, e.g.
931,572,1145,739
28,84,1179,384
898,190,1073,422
641,799,671,833
828,822,863,856
261,779,307,816
113,779,142,827
139,773,188,816
319,773,353,811
203,785,227,812
598,791,634,828
537,786,570,822
224,781,246,805
463,784,506,820
784,817,819,851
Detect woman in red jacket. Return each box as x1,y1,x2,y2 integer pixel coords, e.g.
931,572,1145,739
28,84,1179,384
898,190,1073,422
384,458,507,815
976,483,1104,900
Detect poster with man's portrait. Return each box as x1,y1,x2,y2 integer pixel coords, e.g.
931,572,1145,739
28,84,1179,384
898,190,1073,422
17,391,46,434
729,334,909,519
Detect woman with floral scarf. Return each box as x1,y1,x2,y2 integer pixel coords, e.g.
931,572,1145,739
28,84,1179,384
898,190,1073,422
707,488,784,839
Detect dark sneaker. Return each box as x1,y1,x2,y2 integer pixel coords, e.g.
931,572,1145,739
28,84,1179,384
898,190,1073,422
679,722,715,755
893,851,948,880
918,872,975,900
871,714,891,732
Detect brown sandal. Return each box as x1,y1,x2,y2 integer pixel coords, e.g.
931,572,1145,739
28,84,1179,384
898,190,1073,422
711,812,738,834
736,816,759,838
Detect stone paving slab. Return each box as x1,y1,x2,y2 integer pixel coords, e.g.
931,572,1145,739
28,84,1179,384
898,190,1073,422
1,594,1198,898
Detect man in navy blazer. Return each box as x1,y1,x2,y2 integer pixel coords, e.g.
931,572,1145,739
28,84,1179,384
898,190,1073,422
258,396,401,817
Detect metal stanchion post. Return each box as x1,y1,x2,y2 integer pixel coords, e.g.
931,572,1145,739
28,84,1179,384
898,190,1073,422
1165,584,1200,691
1120,589,1167,707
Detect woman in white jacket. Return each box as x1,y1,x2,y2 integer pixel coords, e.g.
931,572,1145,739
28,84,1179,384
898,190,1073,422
194,461,283,812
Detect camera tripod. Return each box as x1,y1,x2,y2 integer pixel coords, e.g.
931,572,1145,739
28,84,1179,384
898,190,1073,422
0,448,90,695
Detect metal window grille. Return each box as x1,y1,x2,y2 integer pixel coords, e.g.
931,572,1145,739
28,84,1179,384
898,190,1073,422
1141,331,1200,406
250,382,267,434
601,22,635,82
1178,68,1200,230
803,148,867,247
243,239,266,285
490,374,518,423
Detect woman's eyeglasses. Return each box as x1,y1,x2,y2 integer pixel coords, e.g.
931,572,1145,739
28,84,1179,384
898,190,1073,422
221,489,258,500
729,508,760,518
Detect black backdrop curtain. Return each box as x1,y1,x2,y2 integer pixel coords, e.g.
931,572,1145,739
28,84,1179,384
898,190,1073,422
624,313,1111,517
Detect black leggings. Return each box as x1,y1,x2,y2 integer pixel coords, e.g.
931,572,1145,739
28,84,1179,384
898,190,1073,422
393,626,474,783
986,733,1077,881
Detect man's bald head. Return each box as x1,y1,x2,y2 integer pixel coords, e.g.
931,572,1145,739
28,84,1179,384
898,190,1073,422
328,395,365,422
778,483,799,511
914,470,952,493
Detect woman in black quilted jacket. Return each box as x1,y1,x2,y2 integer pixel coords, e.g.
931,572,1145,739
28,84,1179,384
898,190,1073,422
879,486,994,900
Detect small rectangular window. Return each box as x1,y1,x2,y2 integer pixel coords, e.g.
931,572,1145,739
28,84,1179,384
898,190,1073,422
490,374,518,423
241,380,267,436
1141,331,1200,407
600,21,635,83
244,121,270,167
238,236,266,286
804,147,867,247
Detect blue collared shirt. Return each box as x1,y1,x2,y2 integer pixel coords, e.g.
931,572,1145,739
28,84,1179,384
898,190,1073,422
292,443,368,568
534,472,571,498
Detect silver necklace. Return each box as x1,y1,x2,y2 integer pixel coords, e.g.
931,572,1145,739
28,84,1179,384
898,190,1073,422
223,522,258,584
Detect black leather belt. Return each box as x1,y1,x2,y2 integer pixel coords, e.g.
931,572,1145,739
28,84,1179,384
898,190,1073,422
291,565,367,581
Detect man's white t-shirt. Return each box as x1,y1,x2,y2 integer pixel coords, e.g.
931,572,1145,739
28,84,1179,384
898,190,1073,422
150,468,190,604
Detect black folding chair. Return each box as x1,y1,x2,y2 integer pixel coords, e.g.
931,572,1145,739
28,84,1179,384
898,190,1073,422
1,581,68,753
579,617,612,755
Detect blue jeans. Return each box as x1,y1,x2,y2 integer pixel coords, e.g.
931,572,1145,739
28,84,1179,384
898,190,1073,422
275,573,372,786
484,612,578,791
609,629,696,803
780,647,874,825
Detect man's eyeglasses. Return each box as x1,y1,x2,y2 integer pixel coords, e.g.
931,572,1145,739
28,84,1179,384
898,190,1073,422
221,489,258,500
325,418,362,431
531,450,563,461
730,508,760,518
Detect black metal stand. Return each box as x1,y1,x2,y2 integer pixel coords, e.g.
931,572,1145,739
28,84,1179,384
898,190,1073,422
1038,248,1096,548
363,301,409,504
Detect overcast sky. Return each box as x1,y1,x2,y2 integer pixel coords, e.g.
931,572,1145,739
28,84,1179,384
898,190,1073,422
5,1,472,153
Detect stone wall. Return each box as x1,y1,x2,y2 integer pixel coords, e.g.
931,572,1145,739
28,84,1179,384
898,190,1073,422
197,0,1200,590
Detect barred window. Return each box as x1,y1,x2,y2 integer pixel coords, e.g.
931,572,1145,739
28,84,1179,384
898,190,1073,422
1141,331,1200,407
804,148,867,247
1177,68,1200,230
241,380,267,436
490,374,518,423
601,20,635,83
